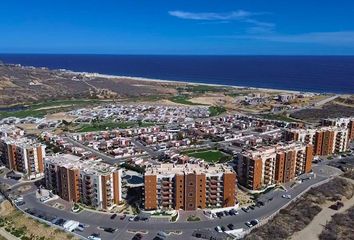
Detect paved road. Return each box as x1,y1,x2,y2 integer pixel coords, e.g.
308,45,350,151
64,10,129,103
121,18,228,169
63,137,148,165
8,164,340,240
0,228,19,240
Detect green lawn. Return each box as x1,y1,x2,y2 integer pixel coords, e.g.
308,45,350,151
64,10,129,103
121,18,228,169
77,121,156,132
209,106,227,116
0,99,112,119
186,150,231,163
178,85,225,93
169,96,203,105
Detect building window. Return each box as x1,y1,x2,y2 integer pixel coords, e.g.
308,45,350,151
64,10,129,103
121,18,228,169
188,193,193,197
189,182,193,186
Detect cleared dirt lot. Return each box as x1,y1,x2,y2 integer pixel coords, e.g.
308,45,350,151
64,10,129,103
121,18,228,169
0,200,79,240
245,177,354,240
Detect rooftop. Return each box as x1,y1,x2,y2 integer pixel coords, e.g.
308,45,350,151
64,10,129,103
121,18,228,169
45,154,119,175
145,162,235,176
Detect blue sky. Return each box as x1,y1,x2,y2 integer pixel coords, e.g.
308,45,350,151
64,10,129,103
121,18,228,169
1,0,354,55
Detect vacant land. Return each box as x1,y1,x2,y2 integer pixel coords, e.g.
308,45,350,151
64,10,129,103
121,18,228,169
259,113,301,123
291,103,354,121
0,200,78,240
319,205,354,240
0,64,178,106
245,177,354,240
186,149,231,163
0,99,112,119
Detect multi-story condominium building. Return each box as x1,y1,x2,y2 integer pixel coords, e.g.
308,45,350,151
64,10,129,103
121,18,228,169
0,137,45,179
322,117,354,141
237,142,313,191
144,163,237,211
285,126,349,156
45,154,122,210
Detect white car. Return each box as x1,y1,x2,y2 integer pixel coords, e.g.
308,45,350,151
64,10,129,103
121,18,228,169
215,226,222,233
40,196,50,202
282,194,292,199
128,217,135,222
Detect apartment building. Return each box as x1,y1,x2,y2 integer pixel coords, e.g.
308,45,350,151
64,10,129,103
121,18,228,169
45,154,122,210
0,137,45,179
285,126,349,156
322,117,354,141
237,142,313,191
144,163,237,211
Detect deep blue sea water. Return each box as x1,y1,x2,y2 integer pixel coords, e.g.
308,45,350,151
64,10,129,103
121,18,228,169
0,54,353,93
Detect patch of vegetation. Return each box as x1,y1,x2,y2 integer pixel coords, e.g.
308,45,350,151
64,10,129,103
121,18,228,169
260,113,301,122
186,149,231,163
169,96,203,105
121,163,145,174
170,212,179,222
291,103,354,121
319,205,354,240
187,215,200,222
0,98,111,119
209,106,226,116
246,177,354,240
178,85,225,93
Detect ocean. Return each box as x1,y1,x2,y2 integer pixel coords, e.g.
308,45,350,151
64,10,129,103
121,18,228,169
0,54,353,93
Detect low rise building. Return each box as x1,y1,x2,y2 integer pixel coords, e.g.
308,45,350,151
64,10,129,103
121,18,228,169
236,142,313,191
144,163,237,211
0,137,45,179
44,154,122,210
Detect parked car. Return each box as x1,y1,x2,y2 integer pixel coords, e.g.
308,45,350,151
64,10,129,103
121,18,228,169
103,227,116,233
245,221,253,228
133,233,143,240
282,194,292,199
110,214,117,219
227,223,234,230
221,226,226,232
249,205,255,210
242,207,250,213
120,214,127,220
250,219,259,226
215,226,222,233
128,217,135,222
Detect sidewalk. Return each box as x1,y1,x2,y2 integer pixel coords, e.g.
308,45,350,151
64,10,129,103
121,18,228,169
0,228,19,240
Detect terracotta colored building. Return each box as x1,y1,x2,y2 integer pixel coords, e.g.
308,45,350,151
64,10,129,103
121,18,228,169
45,154,122,210
0,137,46,179
237,142,313,191
143,163,237,211
285,126,349,156
322,117,354,141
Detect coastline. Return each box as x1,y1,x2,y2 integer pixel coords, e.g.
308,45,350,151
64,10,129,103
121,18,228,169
73,71,314,95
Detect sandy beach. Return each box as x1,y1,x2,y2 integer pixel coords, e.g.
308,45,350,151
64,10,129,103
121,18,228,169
71,71,308,95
